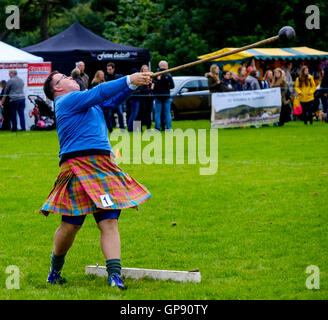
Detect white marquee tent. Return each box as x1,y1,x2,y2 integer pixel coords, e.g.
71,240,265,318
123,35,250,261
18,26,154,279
0,41,43,63
0,41,45,130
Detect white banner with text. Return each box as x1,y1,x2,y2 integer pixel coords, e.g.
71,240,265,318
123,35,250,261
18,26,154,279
211,88,282,128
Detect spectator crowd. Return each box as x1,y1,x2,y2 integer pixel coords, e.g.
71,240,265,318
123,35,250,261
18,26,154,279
70,60,175,133
0,60,175,133
1,58,327,132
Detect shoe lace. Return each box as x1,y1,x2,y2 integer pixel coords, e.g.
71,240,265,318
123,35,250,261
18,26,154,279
111,274,123,284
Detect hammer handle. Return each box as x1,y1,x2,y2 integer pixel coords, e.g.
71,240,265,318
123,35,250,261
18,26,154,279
152,35,279,77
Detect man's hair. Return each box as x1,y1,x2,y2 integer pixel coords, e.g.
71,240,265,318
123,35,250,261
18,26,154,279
71,68,80,78
44,71,59,101
222,70,228,77
250,70,257,77
158,60,168,69
107,62,115,69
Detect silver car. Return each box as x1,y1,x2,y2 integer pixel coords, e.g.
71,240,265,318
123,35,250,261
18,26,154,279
170,76,210,120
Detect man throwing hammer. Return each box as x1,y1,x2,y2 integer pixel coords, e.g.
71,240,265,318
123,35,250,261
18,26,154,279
40,71,153,289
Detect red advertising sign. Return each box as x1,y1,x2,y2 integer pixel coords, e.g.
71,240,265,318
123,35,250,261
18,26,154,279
27,63,52,87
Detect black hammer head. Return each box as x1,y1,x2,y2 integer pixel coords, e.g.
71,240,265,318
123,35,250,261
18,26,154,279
278,26,296,41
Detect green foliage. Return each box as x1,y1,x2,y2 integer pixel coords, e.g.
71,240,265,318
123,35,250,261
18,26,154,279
1,0,75,45
102,1,208,74
48,2,105,36
91,0,118,14
1,0,328,74
102,0,161,44
6,28,41,48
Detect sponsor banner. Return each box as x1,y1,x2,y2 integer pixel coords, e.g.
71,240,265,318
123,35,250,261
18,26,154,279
211,88,282,128
27,63,52,87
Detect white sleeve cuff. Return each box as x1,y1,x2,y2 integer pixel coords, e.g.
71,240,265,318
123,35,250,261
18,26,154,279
127,75,138,90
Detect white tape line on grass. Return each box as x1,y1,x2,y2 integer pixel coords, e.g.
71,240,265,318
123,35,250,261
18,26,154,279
85,265,201,283
0,132,54,137
0,153,57,158
220,160,326,167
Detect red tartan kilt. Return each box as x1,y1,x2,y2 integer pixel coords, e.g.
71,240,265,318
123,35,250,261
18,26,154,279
40,154,151,216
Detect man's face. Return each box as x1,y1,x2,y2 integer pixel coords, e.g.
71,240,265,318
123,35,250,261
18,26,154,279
107,66,114,75
9,72,14,78
52,73,80,95
78,63,85,73
159,62,168,70
224,72,231,79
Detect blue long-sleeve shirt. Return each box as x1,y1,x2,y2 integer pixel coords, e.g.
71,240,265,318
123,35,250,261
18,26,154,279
54,76,133,164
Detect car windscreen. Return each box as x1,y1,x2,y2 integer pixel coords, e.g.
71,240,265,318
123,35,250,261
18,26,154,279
172,78,185,88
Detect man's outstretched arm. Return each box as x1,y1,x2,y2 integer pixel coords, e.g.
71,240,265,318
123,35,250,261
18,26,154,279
58,73,152,113
100,86,133,109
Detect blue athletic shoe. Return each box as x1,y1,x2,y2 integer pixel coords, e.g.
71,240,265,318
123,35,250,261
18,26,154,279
47,269,67,285
108,273,125,290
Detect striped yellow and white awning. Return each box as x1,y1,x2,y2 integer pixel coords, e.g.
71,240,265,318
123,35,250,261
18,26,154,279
198,46,328,63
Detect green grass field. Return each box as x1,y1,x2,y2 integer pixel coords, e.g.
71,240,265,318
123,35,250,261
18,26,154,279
0,120,327,300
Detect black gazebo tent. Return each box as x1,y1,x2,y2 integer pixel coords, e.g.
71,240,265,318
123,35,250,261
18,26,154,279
23,22,150,80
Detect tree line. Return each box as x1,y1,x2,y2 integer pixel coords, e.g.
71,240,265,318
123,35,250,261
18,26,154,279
1,0,327,75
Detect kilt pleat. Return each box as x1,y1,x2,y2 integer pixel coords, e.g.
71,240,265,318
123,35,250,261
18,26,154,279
40,154,151,216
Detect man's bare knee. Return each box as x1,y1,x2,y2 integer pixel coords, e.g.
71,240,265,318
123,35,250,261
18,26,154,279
60,221,82,234
98,219,118,233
